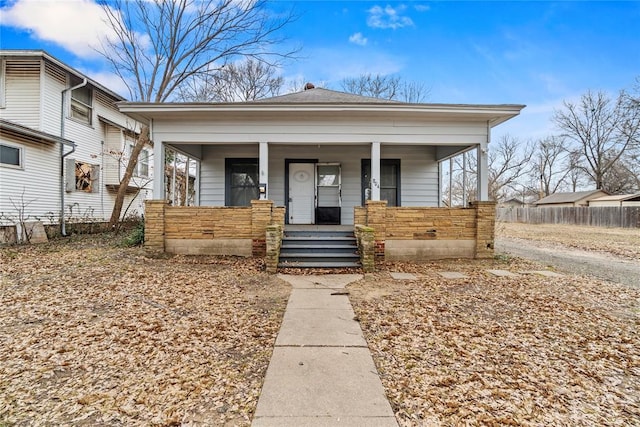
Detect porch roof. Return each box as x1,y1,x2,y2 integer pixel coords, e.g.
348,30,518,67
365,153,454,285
117,88,525,127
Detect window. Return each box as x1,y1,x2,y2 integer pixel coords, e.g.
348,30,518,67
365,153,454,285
65,158,99,193
225,158,258,206
0,143,22,168
137,149,149,178
362,159,401,206
130,144,150,178
70,85,92,125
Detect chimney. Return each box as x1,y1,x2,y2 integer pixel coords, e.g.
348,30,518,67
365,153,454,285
304,82,315,90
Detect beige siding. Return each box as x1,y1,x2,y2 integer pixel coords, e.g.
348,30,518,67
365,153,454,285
0,59,41,129
0,136,60,225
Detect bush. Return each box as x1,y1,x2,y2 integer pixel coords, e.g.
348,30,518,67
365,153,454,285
122,222,145,247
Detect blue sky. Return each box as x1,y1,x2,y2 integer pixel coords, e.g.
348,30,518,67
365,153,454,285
1,0,639,141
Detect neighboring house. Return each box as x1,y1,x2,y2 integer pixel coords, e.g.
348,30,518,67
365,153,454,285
588,193,640,207
119,87,524,261
534,190,608,207
499,198,528,208
0,50,151,240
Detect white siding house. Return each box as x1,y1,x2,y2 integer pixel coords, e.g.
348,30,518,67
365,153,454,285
0,50,151,237
120,87,524,226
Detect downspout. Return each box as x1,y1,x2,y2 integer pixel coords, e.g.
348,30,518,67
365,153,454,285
60,78,87,236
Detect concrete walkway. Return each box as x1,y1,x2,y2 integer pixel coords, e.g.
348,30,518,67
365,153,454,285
252,274,398,427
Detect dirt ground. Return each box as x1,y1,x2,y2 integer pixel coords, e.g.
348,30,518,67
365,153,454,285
349,258,640,426
495,223,640,288
0,235,290,426
2,226,640,426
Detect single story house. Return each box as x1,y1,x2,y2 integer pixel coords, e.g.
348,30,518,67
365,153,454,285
534,190,608,207
118,87,524,265
588,193,640,207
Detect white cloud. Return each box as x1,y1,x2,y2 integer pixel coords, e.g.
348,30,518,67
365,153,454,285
1,0,117,57
349,32,368,46
414,4,430,12
367,4,414,30
83,69,131,99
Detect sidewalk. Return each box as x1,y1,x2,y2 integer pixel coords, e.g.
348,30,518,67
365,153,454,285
252,274,398,427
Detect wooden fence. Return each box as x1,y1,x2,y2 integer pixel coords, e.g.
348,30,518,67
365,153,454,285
496,207,640,228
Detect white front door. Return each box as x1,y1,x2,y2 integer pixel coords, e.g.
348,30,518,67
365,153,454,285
289,163,315,224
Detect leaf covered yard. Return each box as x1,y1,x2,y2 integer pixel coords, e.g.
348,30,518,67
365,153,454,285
349,259,640,426
0,236,289,425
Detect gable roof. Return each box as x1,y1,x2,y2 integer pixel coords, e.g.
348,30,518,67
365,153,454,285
254,87,400,104
535,190,607,205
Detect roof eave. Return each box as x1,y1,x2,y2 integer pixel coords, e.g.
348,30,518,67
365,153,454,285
0,118,76,146
0,49,127,101
117,102,526,124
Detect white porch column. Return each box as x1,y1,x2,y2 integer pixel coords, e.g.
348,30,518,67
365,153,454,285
371,142,381,201
152,134,165,198
259,141,269,199
477,141,489,201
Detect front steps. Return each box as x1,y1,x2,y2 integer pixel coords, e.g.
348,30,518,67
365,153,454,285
278,227,361,269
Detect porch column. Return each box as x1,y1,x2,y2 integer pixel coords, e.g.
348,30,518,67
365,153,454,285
477,141,489,201
259,142,269,200
152,137,165,198
371,142,381,201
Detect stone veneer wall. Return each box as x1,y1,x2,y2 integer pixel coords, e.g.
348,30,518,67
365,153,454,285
144,200,285,256
354,200,497,263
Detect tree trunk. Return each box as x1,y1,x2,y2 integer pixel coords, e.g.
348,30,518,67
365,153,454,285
109,125,150,229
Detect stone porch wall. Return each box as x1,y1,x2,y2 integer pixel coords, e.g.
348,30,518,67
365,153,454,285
354,200,496,262
144,200,285,256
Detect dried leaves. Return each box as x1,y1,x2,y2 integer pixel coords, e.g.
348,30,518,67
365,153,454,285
0,235,289,426
349,258,640,426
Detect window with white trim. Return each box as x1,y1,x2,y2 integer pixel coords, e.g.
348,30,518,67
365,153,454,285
70,85,93,125
0,143,23,168
130,144,150,178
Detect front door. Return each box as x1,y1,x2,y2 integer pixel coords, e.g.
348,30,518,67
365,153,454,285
288,163,315,224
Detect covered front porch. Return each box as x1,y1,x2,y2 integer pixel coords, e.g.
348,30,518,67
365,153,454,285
120,87,524,266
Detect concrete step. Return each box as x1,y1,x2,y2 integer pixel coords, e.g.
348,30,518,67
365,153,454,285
278,261,362,268
279,227,361,269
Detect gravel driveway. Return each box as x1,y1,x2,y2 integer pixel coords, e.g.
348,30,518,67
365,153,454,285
495,224,640,289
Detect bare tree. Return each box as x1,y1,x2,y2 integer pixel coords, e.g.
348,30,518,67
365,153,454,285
340,73,429,102
529,136,570,197
553,90,640,190
488,135,533,201
177,58,284,102
98,0,295,228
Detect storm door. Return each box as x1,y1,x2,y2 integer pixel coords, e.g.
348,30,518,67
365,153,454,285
316,163,341,225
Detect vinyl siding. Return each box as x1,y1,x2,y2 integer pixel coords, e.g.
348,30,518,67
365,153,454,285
0,136,60,225
197,143,438,224
102,123,122,186
41,62,66,136
153,118,489,145
0,55,146,224
0,59,41,129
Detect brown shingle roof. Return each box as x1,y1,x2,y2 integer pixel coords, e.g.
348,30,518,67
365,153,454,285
534,190,607,205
